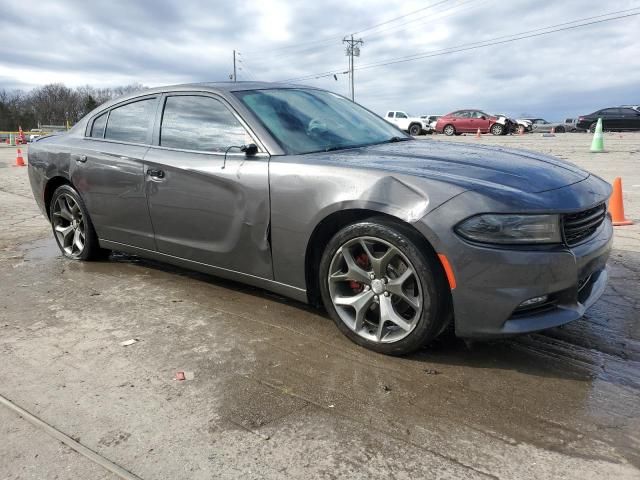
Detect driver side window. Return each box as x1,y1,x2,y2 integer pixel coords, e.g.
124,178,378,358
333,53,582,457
396,112,408,119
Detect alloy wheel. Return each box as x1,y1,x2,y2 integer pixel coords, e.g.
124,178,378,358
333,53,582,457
52,193,86,257
327,236,424,344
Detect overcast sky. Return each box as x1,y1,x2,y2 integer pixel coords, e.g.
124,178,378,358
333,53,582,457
1,0,638,119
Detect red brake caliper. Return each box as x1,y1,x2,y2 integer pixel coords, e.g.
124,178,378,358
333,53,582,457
349,253,370,293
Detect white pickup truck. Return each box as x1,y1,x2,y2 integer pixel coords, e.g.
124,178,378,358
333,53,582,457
385,111,429,136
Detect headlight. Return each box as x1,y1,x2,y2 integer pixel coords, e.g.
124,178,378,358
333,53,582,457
455,214,562,244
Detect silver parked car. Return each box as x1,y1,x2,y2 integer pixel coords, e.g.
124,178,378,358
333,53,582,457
27,82,613,355
527,118,567,133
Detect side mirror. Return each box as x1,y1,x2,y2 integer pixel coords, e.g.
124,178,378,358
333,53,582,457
480,115,486,120
241,143,258,156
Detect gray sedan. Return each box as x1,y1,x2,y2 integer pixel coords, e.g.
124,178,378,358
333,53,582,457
527,118,567,133
27,82,612,355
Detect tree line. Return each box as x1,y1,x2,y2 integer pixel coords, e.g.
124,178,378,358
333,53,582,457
0,83,147,131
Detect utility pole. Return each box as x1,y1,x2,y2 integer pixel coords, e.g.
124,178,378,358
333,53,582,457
343,35,363,101
233,49,237,82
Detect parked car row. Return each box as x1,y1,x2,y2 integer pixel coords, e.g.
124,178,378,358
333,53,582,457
386,104,640,137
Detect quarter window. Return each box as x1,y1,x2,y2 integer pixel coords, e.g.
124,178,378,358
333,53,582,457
160,95,249,152
90,112,108,138
104,98,156,144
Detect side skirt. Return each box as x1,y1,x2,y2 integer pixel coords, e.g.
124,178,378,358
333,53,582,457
99,239,308,304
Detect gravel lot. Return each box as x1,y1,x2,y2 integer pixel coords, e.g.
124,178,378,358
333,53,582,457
1,132,639,479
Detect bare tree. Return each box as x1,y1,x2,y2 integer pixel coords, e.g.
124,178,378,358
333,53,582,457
0,82,149,129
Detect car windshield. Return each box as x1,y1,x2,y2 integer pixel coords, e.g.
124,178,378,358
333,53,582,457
235,88,409,154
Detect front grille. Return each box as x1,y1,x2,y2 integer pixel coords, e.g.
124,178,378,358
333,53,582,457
562,203,606,246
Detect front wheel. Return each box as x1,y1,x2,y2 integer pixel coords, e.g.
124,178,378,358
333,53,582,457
408,124,422,136
589,122,598,133
50,184,105,261
319,219,448,355
490,123,504,135
443,124,455,136
554,126,565,133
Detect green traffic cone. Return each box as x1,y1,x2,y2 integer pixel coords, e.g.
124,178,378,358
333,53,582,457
590,117,604,152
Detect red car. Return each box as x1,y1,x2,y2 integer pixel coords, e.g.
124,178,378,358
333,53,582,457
435,109,509,136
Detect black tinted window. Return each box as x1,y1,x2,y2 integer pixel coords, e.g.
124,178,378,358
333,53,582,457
160,95,248,152
105,98,156,143
90,112,107,138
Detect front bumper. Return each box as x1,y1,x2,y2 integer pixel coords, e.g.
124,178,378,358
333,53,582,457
443,217,612,338
414,174,613,339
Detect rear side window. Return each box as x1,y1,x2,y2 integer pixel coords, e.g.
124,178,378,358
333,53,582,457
105,98,156,144
90,112,108,138
160,95,249,152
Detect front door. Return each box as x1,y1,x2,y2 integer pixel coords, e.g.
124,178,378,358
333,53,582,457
143,93,273,279
70,97,158,250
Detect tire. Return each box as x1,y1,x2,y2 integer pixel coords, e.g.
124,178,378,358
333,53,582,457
589,122,598,134
408,124,422,136
443,124,455,136
319,218,449,355
490,123,504,136
49,184,105,261
554,126,565,133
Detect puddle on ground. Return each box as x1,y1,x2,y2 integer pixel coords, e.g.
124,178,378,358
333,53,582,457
22,237,60,261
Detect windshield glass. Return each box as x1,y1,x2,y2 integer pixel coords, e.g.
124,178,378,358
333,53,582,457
234,88,409,154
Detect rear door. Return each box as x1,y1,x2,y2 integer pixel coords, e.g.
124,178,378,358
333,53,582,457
143,93,273,279
70,96,158,250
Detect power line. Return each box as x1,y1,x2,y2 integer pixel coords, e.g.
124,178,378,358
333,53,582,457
355,9,640,71
276,8,640,83
351,0,450,35
361,0,479,40
243,0,472,66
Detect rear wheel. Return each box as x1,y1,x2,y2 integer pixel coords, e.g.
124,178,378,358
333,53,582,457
319,219,448,355
443,124,455,136
490,123,504,135
50,185,105,261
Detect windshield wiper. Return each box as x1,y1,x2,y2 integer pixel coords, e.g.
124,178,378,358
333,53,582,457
385,136,410,143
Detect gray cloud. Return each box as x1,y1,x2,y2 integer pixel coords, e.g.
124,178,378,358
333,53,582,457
1,0,638,119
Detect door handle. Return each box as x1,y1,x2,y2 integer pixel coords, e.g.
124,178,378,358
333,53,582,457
73,154,87,163
147,168,165,179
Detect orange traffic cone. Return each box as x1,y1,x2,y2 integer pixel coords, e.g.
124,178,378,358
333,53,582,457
550,127,555,134
475,128,481,138
15,148,25,167
518,126,524,135
610,177,632,226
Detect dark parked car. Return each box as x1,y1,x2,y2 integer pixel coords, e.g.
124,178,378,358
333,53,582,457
27,82,612,355
577,107,640,132
435,110,512,136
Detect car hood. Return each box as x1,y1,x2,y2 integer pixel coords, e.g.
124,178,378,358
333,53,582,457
313,140,589,194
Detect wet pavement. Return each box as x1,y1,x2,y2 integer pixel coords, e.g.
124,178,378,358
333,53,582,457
0,137,639,479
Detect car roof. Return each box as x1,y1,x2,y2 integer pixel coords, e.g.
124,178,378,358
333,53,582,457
93,81,315,111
